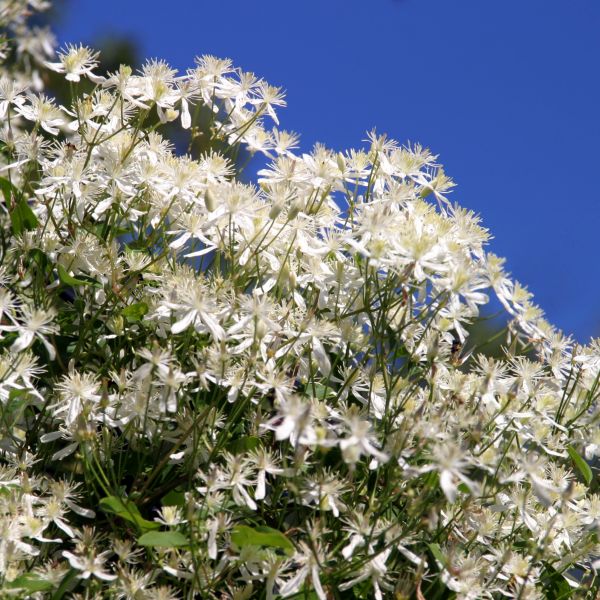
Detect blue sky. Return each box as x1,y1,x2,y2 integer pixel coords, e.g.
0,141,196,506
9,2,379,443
55,0,600,341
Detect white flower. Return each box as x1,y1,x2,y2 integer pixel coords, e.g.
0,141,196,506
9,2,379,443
16,95,65,135
62,549,116,581
0,306,57,360
166,282,226,340
279,541,326,600
261,395,315,446
247,448,284,500
339,548,393,600
154,506,187,527
338,408,389,466
50,371,101,426
427,443,480,503
45,44,100,82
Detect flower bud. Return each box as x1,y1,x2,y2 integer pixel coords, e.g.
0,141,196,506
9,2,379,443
269,202,283,220
109,315,124,336
164,108,179,123
205,188,217,212
287,198,303,220
255,318,269,340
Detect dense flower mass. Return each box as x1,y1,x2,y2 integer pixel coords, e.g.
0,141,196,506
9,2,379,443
0,1,599,598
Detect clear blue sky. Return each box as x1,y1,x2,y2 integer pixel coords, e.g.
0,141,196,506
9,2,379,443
55,0,600,342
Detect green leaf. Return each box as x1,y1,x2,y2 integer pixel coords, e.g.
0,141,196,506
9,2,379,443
227,435,260,455
0,176,19,203
427,543,446,568
306,383,336,400
231,525,294,556
541,563,573,600
0,176,38,235
57,264,97,288
567,445,593,486
457,482,470,494
99,495,159,533
51,568,77,600
6,572,53,592
127,238,149,250
121,302,148,322
28,248,48,268
161,488,186,507
10,198,38,235
138,530,189,548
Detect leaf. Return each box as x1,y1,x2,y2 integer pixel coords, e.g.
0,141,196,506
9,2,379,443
28,248,48,268
0,177,39,235
231,524,294,556
99,495,159,533
51,568,77,600
10,198,38,235
127,238,148,250
306,383,336,400
6,572,53,592
457,482,470,495
161,488,186,507
138,530,189,548
57,264,97,288
227,435,260,455
427,543,446,568
567,445,593,486
0,176,19,203
121,302,148,322
541,563,573,600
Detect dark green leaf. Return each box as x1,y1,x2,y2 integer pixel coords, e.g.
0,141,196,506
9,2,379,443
57,264,97,288
138,530,189,547
541,563,573,600
0,176,37,236
10,198,38,235
127,238,148,250
0,176,19,203
51,568,77,600
28,248,48,268
567,445,593,486
161,489,186,507
99,495,159,533
231,525,294,556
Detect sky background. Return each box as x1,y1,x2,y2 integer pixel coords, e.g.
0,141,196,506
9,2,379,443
55,0,600,342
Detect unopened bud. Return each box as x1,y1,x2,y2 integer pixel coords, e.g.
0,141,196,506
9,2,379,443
288,198,303,220
109,315,124,336
164,108,179,123
269,202,283,220
280,262,296,291
119,64,132,78
205,188,217,212
255,319,269,340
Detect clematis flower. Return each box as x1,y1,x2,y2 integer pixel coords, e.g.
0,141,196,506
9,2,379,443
45,44,101,82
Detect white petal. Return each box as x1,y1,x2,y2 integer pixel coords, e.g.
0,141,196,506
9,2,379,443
181,99,191,129
312,337,331,376
440,470,457,503
172,311,196,334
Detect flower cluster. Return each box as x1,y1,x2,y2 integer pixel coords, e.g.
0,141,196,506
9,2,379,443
0,2,599,598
